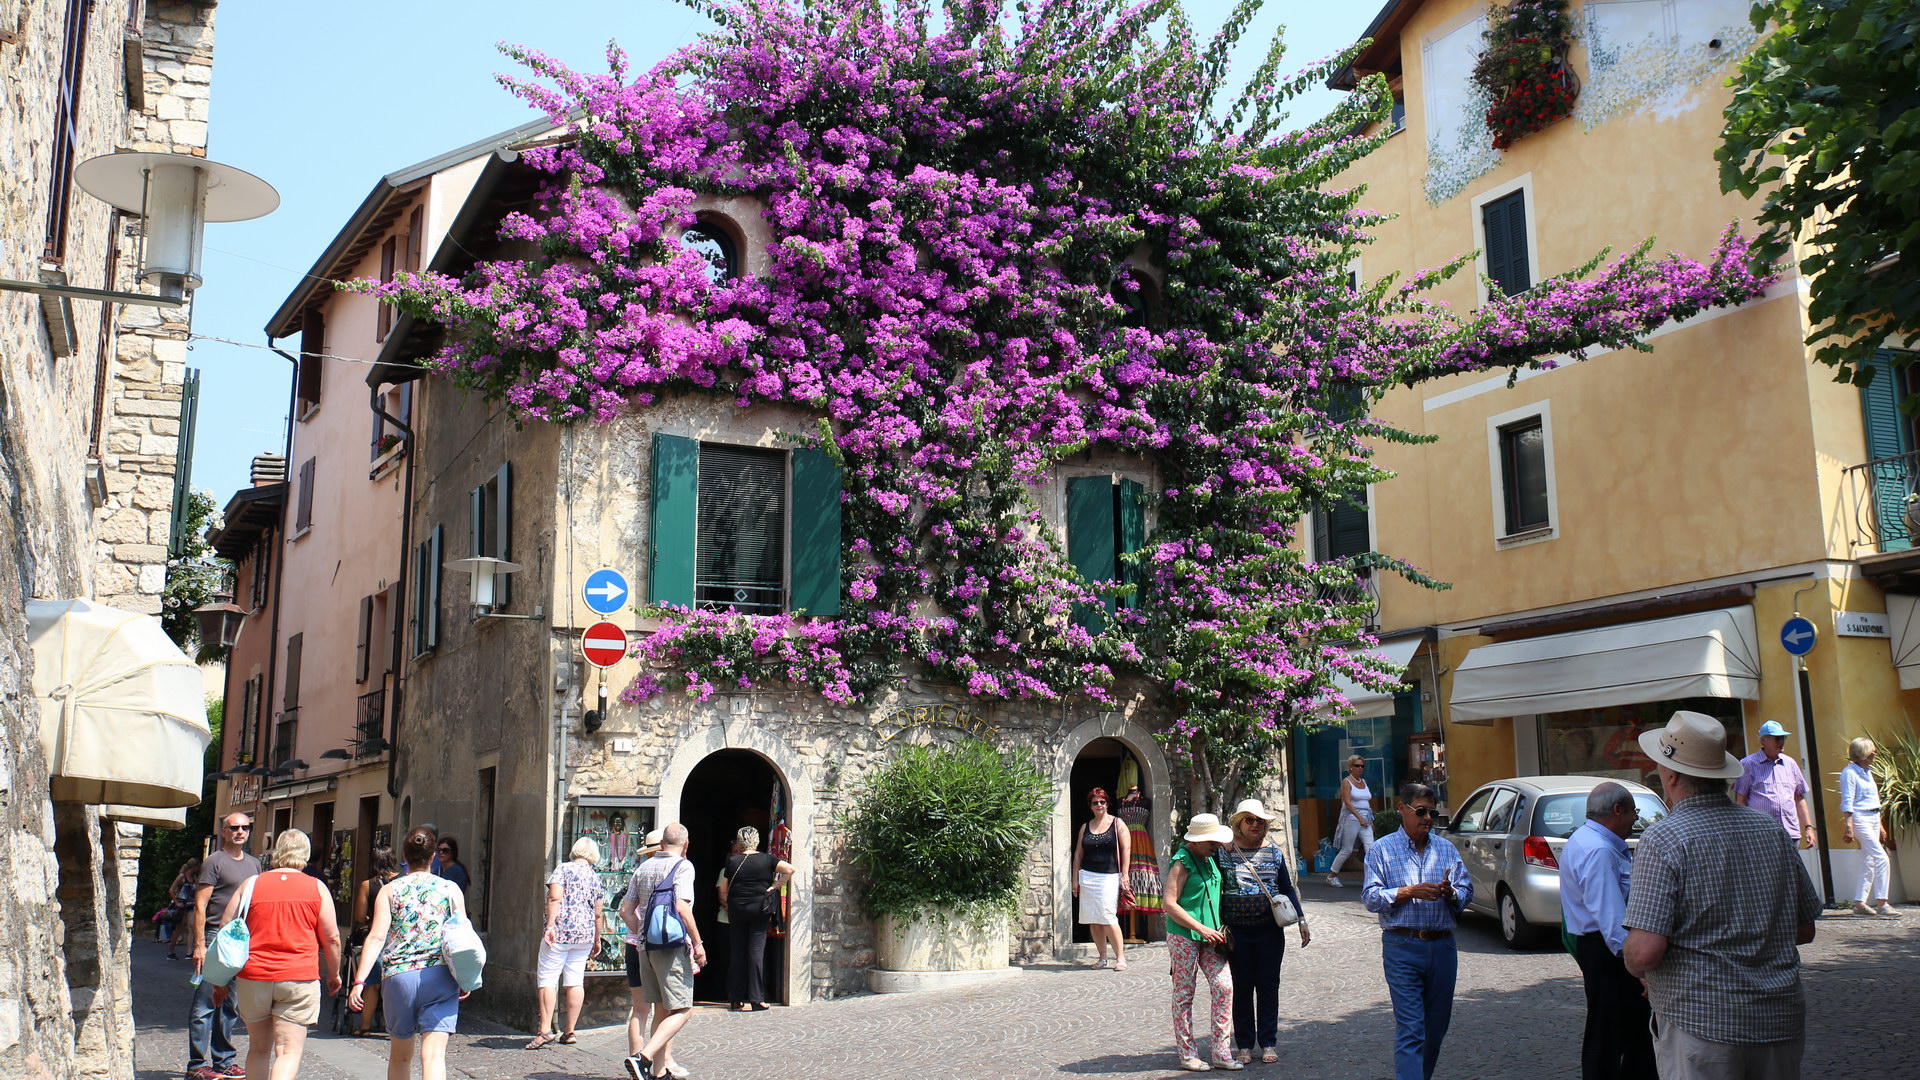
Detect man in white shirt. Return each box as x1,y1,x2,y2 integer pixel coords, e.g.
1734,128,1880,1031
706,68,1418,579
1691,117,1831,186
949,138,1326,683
1560,783,1653,1079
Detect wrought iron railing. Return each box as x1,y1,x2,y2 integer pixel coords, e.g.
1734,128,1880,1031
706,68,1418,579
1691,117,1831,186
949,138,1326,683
1844,450,1920,554
356,689,386,757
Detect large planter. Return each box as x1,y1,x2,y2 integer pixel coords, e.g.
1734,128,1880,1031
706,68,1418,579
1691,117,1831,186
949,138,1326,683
867,912,1019,994
1894,827,1920,904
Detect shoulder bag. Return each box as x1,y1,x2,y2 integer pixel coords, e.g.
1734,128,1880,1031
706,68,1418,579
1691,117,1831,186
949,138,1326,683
1246,845,1302,928
200,876,259,986
756,853,783,916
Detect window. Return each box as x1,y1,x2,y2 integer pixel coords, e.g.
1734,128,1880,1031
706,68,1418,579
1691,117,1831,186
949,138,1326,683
1109,270,1162,331
679,222,739,285
282,633,303,711
648,434,843,615
44,0,92,261
1481,189,1531,296
355,595,373,684
377,235,397,341
371,384,410,460
469,463,511,607
1065,475,1146,633
274,631,300,769
404,205,424,274
1450,787,1498,833
296,311,324,417
1481,788,1521,833
1389,92,1407,134
411,524,443,655
235,674,261,764
1497,417,1549,535
293,457,316,534
247,537,272,608
1857,351,1919,552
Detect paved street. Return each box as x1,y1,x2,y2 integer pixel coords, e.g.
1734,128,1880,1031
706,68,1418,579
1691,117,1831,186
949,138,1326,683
134,883,1920,1080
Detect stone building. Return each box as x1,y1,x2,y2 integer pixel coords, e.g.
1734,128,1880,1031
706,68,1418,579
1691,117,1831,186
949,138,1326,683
1,1,227,1076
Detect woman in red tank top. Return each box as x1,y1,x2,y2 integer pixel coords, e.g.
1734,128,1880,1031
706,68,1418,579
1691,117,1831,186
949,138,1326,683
214,829,342,1080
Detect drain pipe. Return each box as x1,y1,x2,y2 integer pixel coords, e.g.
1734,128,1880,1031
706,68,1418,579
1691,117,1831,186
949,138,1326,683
371,384,415,802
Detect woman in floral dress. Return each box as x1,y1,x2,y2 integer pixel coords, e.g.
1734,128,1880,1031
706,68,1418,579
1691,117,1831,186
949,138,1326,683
527,836,607,1048
350,827,468,1080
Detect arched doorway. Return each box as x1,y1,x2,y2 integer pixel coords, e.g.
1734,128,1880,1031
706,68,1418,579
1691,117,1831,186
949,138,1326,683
1067,736,1164,946
680,749,790,1005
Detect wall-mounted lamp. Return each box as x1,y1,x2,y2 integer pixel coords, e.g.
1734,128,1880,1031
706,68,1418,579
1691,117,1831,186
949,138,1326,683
443,556,540,619
0,151,278,308
317,748,352,761
192,591,248,649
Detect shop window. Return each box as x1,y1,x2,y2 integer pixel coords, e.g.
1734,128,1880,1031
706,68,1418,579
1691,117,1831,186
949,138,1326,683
1066,474,1147,633
680,221,739,285
1537,697,1746,788
570,798,658,974
648,434,842,616
470,463,512,608
411,524,442,655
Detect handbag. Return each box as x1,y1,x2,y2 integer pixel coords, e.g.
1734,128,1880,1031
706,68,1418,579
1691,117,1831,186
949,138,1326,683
442,910,487,992
1244,844,1302,928
1211,925,1236,958
200,876,258,986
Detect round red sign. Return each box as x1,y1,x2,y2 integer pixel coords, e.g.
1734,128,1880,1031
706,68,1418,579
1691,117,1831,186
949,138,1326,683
581,621,628,668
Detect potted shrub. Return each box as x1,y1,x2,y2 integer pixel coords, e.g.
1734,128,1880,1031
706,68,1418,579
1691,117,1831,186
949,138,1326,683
1870,727,1920,900
842,738,1052,992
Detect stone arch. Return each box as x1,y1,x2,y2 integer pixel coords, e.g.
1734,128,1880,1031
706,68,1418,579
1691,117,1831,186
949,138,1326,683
658,720,817,1005
1051,712,1176,953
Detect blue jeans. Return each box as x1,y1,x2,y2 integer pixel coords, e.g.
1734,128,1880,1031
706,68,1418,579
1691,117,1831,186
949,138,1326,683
187,976,239,1071
1225,920,1285,1050
1381,932,1457,1080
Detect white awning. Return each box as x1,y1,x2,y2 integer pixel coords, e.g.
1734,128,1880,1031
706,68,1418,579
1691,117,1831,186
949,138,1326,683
1449,606,1761,724
1886,594,1920,690
27,599,212,808
106,804,189,830
1329,636,1425,719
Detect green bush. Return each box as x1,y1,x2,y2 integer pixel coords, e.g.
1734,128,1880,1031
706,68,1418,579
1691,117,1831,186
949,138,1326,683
841,739,1053,928
1372,808,1402,839
1871,727,1920,833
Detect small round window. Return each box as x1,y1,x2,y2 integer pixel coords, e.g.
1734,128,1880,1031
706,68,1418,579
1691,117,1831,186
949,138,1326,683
679,222,739,286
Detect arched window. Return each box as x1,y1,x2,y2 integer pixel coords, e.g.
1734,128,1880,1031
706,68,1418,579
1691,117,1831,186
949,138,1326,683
1110,271,1163,330
679,221,739,285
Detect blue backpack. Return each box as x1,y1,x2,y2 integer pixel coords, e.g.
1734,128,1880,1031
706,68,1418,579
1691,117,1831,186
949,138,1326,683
643,858,688,951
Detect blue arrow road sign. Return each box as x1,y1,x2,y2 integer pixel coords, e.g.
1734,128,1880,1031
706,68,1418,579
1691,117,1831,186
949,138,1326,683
1780,616,1817,656
582,568,630,616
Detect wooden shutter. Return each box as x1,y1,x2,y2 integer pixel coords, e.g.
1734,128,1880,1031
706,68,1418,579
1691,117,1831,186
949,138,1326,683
469,482,486,557
1066,476,1117,632
649,434,698,606
404,205,424,273
1312,506,1332,562
355,596,372,683
1327,492,1371,559
283,633,303,709
295,457,316,531
385,588,400,673
427,524,442,649
43,0,91,259
1115,478,1145,609
377,236,397,341
790,447,843,615
1861,353,1915,553
1483,190,1530,296
297,311,324,411
494,463,512,608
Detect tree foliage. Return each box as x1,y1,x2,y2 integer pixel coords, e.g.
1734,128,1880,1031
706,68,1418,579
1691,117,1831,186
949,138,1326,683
362,0,1770,812
1719,0,1920,383
161,489,229,660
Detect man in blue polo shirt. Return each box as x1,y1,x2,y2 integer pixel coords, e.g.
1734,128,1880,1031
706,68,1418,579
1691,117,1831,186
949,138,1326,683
1363,782,1473,1080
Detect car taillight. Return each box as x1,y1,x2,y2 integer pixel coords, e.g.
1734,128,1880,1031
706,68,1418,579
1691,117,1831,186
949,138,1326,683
1523,836,1558,869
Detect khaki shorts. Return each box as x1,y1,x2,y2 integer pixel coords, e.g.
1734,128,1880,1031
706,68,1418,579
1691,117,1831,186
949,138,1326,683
233,978,320,1026
624,943,693,1010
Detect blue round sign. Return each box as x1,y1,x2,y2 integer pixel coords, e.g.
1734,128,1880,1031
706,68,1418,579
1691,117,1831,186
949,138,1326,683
582,568,631,616
1780,616,1817,656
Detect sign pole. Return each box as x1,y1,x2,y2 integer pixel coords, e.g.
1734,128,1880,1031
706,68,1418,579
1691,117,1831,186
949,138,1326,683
1793,654,1836,905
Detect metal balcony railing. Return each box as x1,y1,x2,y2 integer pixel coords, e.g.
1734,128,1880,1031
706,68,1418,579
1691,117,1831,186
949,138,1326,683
1844,451,1920,554
356,689,386,758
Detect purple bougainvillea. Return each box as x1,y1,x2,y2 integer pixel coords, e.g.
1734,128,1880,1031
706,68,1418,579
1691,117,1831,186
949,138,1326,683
355,0,1771,804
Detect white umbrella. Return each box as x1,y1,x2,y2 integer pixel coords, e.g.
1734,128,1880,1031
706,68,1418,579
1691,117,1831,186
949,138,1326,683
105,805,191,830
27,598,211,809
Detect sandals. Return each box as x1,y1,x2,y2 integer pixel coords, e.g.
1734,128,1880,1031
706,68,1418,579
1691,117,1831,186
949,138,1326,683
558,1033,579,1045
526,1033,558,1050
1179,1058,1212,1072
1261,1047,1279,1063
1112,959,1128,971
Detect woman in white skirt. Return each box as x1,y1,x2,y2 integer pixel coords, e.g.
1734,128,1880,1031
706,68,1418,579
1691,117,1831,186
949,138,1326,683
1841,738,1901,918
1073,787,1133,969
1326,756,1376,887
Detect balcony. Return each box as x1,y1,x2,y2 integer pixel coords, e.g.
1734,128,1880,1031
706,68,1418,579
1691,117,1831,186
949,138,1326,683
1844,451,1920,554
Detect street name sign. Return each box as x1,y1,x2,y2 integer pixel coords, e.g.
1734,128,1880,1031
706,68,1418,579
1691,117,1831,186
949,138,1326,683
1835,611,1891,639
582,622,629,668
583,568,630,616
1780,617,1817,656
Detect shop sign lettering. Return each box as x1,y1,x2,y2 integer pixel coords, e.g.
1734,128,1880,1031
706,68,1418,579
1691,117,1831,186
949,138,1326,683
877,703,999,742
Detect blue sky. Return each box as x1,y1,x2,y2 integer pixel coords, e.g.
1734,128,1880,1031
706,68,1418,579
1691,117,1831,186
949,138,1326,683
186,0,1375,500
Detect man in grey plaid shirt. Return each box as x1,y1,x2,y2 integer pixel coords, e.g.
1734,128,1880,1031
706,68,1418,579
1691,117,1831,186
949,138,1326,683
1623,712,1823,1079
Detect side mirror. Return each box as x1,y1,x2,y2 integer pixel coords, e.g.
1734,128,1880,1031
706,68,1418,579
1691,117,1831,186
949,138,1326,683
1433,814,1451,830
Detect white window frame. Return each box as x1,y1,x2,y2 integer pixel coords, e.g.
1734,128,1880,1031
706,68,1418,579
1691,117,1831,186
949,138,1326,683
1485,401,1559,548
1470,173,1541,307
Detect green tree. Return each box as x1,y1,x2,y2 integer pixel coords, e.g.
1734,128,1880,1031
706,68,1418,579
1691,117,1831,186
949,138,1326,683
161,489,230,659
1718,0,1920,384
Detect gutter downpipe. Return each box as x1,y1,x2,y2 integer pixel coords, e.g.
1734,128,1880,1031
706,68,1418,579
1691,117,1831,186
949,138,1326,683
262,341,300,805
370,384,415,802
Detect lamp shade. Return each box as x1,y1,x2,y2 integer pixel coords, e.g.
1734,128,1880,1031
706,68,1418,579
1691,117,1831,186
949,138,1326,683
73,152,278,295
192,599,248,650
444,556,523,609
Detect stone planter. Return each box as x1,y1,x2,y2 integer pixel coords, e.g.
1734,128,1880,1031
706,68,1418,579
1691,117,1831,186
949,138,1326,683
1893,826,1920,904
867,912,1021,994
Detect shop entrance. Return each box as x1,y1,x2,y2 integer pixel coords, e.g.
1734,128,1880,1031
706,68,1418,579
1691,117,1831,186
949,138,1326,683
680,749,790,1005
1067,737,1162,945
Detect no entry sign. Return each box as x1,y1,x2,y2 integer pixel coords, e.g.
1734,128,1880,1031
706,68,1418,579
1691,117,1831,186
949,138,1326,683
581,622,629,668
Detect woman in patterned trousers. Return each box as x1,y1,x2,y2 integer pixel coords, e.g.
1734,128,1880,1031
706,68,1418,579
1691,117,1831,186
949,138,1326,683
1162,814,1242,1072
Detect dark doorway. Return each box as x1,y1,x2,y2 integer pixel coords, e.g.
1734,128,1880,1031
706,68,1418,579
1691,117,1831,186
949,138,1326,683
680,749,789,1005
1067,738,1129,944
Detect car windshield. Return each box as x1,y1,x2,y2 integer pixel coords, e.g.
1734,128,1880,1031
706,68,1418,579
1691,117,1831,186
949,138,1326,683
1533,792,1667,839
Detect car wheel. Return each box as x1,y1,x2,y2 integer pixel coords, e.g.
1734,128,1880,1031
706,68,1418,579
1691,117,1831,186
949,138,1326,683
1498,888,1543,951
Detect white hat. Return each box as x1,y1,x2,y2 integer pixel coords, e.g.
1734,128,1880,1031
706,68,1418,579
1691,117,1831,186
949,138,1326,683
1638,711,1745,779
1228,799,1279,827
1183,813,1234,844
636,827,664,855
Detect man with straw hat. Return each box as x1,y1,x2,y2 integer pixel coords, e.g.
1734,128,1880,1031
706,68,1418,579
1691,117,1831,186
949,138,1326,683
1624,711,1822,1079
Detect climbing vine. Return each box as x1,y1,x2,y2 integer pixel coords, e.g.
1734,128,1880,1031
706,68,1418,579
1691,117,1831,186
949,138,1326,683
1472,0,1580,150
357,0,1769,806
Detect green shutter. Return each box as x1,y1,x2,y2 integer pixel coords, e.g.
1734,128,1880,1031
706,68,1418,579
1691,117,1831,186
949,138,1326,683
1861,353,1914,553
649,433,698,606
1116,478,1145,609
1067,475,1117,633
789,447,842,615
1483,191,1529,296
1328,490,1370,559
495,462,512,608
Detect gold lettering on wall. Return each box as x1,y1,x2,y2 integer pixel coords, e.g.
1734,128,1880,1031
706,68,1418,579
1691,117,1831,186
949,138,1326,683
877,702,1000,742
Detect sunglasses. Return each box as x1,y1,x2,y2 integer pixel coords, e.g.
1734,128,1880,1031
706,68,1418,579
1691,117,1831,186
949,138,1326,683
436,847,452,854
226,824,252,831
1404,806,1437,818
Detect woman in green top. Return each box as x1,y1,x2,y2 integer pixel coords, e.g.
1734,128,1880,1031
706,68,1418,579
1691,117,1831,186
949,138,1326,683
1162,813,1242,1072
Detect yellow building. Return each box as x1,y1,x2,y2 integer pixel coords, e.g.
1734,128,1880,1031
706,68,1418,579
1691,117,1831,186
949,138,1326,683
1307,0,1920,911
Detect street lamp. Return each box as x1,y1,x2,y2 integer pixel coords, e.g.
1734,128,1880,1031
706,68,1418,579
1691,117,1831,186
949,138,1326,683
0,151,277,308
192,591,248,650
443,556,525,617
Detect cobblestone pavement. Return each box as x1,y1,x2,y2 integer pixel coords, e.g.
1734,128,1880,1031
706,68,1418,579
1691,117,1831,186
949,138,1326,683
133,884,1920,1080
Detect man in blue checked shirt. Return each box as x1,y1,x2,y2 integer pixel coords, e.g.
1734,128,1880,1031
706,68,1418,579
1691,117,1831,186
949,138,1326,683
1560,782,1655,1080
1363,782,1472,1080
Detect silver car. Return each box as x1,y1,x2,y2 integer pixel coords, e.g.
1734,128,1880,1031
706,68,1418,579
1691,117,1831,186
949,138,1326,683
1440,775,1667,950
